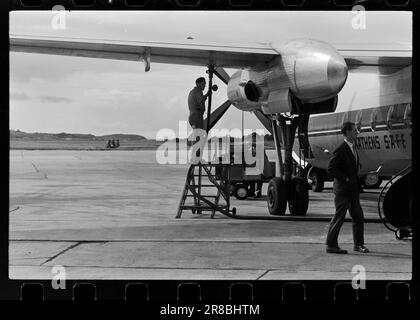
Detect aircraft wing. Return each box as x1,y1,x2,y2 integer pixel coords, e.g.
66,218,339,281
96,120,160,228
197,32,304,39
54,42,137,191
335,42,412,71
9,35,277,69
10,35,412,71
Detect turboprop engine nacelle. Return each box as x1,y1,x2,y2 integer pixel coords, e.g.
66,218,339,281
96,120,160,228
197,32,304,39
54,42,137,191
227,39,348,115
226,70,263,112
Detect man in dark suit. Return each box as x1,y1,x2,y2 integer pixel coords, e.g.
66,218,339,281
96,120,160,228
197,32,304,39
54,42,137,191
326,122,369,254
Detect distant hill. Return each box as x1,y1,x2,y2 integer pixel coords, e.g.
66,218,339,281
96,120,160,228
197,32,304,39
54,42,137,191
99,134,146,141
10,130,147,141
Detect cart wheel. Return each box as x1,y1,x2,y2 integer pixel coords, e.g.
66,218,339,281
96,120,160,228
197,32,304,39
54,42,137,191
234,184,248,200
363,174,383,189
224,183,234,195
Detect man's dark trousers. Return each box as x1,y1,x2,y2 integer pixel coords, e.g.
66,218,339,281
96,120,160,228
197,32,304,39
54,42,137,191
326,192,364,247
326,142,365,247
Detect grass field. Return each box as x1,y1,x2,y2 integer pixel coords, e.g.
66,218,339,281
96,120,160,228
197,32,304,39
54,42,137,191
10,139,275,151
10,139,164,150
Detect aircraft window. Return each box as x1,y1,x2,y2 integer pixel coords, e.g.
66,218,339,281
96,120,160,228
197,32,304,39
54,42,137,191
355,110,362,133
404,103,411,128
370,108,378,132
386,105,395,130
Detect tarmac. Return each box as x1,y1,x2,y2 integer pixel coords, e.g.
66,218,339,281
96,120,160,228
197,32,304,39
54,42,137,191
9,150,412,280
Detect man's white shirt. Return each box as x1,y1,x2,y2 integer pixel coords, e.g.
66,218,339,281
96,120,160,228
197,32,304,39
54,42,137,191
344,139,355,157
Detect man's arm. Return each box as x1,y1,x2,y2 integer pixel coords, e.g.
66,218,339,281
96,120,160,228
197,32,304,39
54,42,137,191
327,147,348,182
195,90,207,113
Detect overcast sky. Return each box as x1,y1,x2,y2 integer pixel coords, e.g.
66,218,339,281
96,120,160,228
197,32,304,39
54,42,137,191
10,11,411,138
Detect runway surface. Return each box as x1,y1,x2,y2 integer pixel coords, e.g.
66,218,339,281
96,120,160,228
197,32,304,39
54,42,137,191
9,150,411,280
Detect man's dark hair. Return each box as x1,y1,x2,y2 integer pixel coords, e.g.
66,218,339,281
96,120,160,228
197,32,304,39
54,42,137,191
341,121,355,135
195,77,205,86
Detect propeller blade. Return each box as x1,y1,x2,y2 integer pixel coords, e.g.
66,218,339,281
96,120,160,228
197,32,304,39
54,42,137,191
203,100,232,132
253,110,273,134
213,67,230,84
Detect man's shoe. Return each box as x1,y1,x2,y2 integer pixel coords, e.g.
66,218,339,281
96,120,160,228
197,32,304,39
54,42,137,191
354,245,369,253
326,246,348,254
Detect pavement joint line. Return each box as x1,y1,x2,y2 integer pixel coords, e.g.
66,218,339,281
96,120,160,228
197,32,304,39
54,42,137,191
27,264,412,274
31,162,39,173
40,242,84,266
9,204,381,220
9,239,410,245
22,265,268,271
9,206,20,213
256,269,271,280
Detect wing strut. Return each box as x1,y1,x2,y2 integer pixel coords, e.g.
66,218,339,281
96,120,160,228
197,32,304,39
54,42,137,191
203,66,232,132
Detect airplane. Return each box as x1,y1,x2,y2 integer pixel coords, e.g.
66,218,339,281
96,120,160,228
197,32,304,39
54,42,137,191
9,34,412,235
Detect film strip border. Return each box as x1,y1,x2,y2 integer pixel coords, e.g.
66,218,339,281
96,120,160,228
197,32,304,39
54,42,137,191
9,0,415,9
4,0,417,303
1,280,414,301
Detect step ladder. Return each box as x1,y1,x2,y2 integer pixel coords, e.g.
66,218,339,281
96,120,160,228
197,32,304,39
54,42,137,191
176,162,233,219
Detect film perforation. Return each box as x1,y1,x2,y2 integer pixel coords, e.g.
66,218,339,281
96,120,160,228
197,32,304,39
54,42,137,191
72,283,97,301
125,283,150,301
72,0,96,6
386,282,411,301
177,282,202,302
386,0,410,6
20,0,43,7
229,0,254,7
20,283,45,301
333,282,358,301
124,0,149,7
333,0,358,6
282,282,306,301
176,0,200,7
281,0,306,6
229,282,254,301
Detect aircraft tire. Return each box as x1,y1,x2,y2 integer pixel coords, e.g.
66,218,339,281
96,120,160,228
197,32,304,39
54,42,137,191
289,177,309,216
310,169,325,192
267,177,287,215
234,184,248,200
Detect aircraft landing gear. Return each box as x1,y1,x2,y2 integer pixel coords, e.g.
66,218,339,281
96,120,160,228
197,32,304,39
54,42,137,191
267,177,288,215
288,176,309,216
267,114,309,216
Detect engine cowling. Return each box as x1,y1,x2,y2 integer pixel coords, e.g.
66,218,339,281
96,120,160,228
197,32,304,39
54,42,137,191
273,39,348,104
227,69,262,112
226,39,348,115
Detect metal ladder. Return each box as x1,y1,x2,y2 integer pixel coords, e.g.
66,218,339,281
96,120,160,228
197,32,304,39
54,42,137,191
176,162,234,219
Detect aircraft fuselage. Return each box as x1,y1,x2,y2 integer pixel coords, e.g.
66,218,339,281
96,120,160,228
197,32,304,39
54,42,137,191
301,66,411,177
